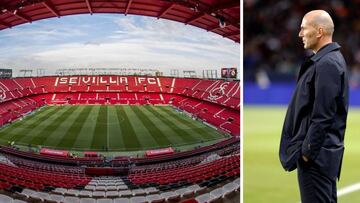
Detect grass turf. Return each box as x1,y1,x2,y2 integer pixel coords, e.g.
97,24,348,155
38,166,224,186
244,106,360,203
0,105,225,152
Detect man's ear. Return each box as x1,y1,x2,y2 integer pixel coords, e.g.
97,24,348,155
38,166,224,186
317,27,323,38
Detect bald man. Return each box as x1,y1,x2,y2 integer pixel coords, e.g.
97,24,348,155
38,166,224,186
279,10,348,203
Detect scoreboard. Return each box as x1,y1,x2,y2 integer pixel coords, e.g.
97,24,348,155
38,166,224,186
221,67,237,79
0,69,12,78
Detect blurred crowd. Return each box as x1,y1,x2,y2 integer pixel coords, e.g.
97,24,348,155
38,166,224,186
244,0,360,88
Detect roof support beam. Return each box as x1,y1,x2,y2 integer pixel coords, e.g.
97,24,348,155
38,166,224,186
223,31,239,38
42,1,60,18
124,0,133,16
207,25,220,32
85,0,93,15
158,3,174,19
185,13,206,25
175,0,239,29
12,11,32,23
0,20,11,28
0,4,32,23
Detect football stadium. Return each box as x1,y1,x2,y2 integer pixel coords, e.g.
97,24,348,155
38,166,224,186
245,1,360,203
0,1,240,203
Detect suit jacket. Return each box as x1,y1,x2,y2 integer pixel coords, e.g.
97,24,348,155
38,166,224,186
279,42,349,179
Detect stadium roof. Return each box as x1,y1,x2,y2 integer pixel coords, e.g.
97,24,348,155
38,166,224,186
0,0,240,43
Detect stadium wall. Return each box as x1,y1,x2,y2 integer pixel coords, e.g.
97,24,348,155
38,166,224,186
244,82,360,106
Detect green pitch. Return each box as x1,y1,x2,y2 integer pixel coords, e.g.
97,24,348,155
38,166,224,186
244,106,360,203
0,105,225,152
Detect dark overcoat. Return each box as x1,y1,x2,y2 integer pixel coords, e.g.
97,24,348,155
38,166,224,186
279,42,349,179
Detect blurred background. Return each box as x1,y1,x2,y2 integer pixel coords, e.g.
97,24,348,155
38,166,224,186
245,0,360,89
244,0,360,202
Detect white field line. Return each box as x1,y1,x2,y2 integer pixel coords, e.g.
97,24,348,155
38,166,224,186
338,182,360,197
297,182,360,203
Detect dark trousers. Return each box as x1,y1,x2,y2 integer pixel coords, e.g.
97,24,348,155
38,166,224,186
297,159,337,203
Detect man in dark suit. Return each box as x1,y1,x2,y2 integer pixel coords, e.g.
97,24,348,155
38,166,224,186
279,10,348,203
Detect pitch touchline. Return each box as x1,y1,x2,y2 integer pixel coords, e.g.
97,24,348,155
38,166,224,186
337,182,360,197
298,182,360,202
